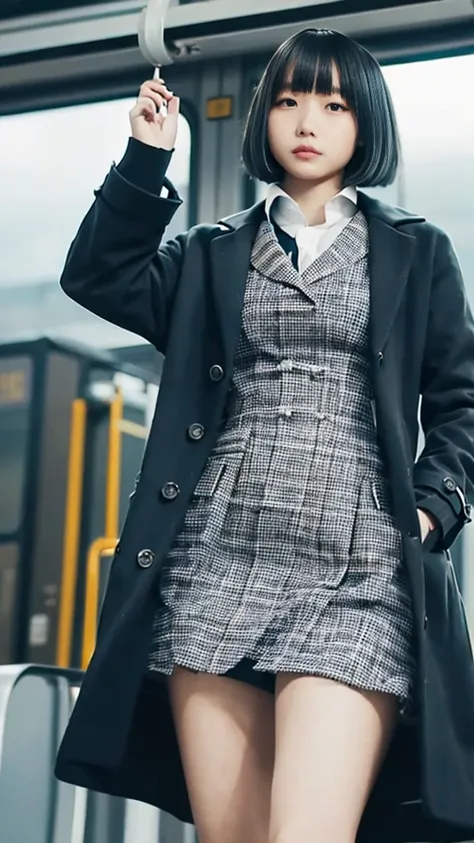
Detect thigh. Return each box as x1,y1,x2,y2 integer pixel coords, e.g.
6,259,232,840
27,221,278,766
168,665,275,843
269,674,399,843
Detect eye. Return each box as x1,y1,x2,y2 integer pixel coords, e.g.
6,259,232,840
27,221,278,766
326,102,350,113
275,97,297,108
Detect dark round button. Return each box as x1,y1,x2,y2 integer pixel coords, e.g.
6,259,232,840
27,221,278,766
161,481,180,500
137,548,155,569
188,423,205,441
209,364,224,382
443,476,456,493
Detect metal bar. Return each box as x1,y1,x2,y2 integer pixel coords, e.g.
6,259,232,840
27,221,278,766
123,800,160,843
81,538,116,669
196,63,220,224
50,677,79,843
70,788,89,843
215,58,244,219
56,398,87,667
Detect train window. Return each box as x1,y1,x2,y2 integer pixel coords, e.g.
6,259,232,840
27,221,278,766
253,52,474,304
377,54,473,306
0,100,192,349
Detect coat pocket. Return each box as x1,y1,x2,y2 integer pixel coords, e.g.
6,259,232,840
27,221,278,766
349,476,403,574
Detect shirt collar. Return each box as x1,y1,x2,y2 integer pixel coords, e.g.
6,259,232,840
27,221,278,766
264,183,358,237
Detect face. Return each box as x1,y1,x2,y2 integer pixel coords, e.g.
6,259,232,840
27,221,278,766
267,67,358,190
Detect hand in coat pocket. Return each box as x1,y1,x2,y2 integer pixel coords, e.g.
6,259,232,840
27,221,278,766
417,507,439,546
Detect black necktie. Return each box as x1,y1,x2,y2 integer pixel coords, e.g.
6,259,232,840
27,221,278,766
274,223,299,271
269,207,299,272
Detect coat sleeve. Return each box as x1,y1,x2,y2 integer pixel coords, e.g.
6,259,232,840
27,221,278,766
59,143,184,351
414,230,474,548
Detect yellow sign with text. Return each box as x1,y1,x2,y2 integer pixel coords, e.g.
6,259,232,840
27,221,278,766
206,96,233,120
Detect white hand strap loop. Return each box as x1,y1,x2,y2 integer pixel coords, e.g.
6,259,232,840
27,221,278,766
138,0,174,67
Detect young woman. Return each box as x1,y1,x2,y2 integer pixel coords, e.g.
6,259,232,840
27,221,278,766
55,28,474,843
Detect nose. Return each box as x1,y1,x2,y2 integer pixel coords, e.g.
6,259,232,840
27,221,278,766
296,101,319,137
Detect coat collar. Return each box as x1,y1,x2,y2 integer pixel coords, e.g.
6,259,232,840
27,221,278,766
211,191,426,370
218,190,426,231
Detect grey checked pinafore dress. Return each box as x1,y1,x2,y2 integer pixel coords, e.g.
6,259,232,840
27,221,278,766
148,210,416,707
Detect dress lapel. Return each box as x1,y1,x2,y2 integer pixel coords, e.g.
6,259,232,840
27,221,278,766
211,193,425,366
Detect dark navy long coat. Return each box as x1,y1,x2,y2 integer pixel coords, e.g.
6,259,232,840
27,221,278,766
55,163,474,841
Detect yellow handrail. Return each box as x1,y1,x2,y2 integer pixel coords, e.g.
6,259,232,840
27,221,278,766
81,536,117,669
81,387,123,669
105,388,123,539
56,399,87,667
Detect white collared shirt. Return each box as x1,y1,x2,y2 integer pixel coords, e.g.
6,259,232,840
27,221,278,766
264,183,358,273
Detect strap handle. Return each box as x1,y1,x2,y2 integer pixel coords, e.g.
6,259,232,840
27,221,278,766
138,0,175,67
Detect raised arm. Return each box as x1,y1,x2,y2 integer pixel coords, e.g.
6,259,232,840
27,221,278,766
59,77,184,351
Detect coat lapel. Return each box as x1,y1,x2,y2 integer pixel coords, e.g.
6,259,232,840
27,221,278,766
357,192,425,356
210,204,263,367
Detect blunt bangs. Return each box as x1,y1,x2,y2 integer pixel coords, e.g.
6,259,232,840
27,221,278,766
269,32,354,106
242,29,400,189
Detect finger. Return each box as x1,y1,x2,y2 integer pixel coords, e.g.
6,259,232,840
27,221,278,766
137,92,164,114
143,81,174,100
140,78,164,91
166,95,180,116
140,79,170,94
130,96,157,120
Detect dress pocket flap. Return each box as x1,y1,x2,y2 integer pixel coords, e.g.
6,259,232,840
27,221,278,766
192,427,252,497
211,426,253,457
193,461,226,498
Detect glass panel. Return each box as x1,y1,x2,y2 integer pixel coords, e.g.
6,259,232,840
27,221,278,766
380,54,474,302
252,52,474,299
0,357,32,535
0,101,192,349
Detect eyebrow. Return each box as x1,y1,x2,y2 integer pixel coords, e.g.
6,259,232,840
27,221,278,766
282,82,343,95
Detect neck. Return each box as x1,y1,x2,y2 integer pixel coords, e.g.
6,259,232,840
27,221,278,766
281,174,344,225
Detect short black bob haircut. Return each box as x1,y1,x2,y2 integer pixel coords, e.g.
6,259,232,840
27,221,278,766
242,29,400,188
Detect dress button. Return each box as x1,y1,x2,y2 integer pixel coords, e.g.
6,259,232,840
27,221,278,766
443,476,456,493
209,364,224,382
378,351,384,363
188,423,205,441
137,548,155,569
161,481,180,500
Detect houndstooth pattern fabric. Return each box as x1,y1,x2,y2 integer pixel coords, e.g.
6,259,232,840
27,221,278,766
148,211,416,707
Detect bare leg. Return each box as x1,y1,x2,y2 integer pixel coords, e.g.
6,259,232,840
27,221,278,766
269,674,399,843
168,666,275,843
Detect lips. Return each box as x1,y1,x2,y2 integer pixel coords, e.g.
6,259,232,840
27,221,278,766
292,145,321,154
